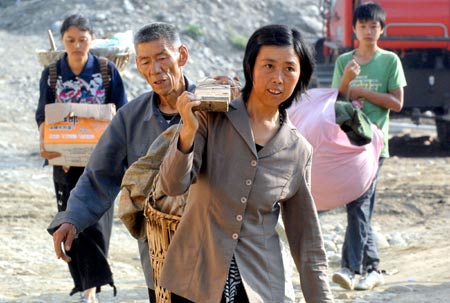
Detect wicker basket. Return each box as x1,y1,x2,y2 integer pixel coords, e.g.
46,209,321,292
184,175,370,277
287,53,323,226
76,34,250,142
35,47,133,73
145,201,181,303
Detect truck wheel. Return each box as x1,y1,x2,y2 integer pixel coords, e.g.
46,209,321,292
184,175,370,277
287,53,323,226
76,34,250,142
435,116,450,150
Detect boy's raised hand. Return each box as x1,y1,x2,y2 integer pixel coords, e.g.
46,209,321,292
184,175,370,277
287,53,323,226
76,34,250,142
344,59,361,80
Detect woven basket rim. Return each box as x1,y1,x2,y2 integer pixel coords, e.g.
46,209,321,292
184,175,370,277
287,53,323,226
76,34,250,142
35,46,134,52
35,48,133,71
144,202,182,222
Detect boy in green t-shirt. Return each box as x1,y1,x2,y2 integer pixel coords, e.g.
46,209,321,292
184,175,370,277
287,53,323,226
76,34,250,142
331,2,407,292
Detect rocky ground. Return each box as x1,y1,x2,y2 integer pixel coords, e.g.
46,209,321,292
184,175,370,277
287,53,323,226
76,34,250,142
1,1,449,302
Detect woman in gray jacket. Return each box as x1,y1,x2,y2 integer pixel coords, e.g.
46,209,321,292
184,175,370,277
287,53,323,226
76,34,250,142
159,24,334,303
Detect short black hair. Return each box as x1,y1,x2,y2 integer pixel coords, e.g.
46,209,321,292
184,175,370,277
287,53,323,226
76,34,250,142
241,24,315,110
134,22,181,48
352,2,386,29
60,14,94,37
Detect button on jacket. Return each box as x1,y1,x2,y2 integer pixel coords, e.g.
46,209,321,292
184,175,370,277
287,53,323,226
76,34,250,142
160,98,334,303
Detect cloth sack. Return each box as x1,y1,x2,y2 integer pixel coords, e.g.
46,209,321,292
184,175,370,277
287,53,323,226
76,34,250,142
118,125,186,239
287,88,384,210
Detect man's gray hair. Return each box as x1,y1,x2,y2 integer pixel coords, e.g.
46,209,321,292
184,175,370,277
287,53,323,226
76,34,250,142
134,22,181,47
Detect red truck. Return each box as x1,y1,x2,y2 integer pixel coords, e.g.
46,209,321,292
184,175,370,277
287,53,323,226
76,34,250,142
314,0,450,148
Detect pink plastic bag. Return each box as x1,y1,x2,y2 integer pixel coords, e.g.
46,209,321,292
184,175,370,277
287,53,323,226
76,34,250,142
287,88,384,210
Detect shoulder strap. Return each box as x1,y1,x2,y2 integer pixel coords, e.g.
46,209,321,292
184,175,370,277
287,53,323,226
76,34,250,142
48,62,58,96
98,57,111,97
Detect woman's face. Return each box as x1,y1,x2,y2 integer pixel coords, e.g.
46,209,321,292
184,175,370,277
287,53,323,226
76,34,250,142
249,45,301,108
62,26,92,61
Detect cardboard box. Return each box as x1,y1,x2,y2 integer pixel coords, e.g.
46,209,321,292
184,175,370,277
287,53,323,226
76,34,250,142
44,103,116,167
193,83,230,112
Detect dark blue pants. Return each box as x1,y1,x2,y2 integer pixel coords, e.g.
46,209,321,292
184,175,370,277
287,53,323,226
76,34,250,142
341,158,384,274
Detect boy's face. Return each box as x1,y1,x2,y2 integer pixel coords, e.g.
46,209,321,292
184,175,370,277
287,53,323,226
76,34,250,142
353,20,384,47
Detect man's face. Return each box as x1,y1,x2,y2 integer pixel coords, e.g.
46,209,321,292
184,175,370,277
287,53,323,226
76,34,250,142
135,39,188,98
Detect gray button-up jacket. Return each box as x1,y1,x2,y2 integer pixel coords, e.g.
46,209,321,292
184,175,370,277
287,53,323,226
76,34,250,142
48,78,196,289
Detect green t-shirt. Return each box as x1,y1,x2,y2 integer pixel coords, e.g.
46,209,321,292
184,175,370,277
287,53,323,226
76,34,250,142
331,49,407,157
